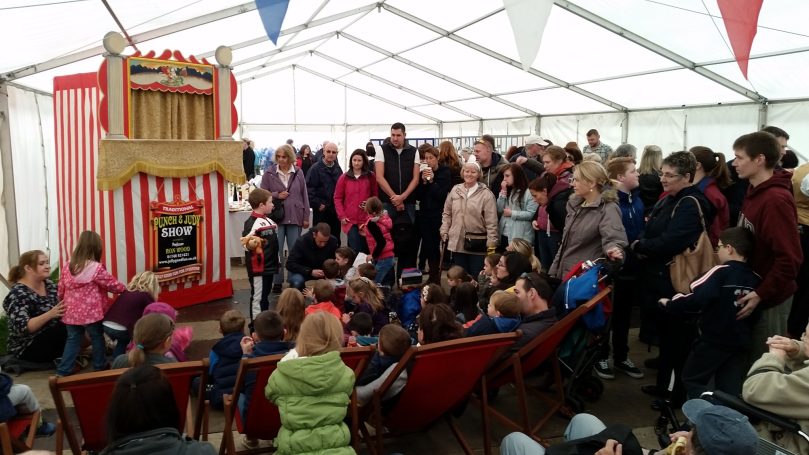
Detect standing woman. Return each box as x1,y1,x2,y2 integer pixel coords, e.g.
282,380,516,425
542,146,575,185
638,145,664,217
549,161,627,280
497,163,538,248
299,144,314,177
440,161,499,277
3,250,67,363
438,140,463,186
690,146,731,247
261,144,310,294
416,145,451,284
334,149,377,254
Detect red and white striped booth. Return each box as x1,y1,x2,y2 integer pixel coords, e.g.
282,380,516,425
54,40,242,308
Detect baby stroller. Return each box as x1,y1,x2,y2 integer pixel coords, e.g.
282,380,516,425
551,257,620,413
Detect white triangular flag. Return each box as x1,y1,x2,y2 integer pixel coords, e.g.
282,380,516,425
504,0,554,71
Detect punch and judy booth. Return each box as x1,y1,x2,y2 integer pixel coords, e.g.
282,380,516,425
54,32,243,308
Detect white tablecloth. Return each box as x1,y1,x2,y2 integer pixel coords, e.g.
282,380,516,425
227,210,253,259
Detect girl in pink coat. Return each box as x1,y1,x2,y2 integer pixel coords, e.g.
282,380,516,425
56,231,126,376
360,197,395,284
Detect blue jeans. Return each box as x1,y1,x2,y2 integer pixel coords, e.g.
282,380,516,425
274,224,302,285
453,252,485,277
383,202,415,224
57,322,107,376
102,324,130,358
499,414,606,455
347,225,369,254
374,257,395,285
288,273,306,290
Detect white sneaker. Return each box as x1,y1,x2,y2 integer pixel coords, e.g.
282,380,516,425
594,359,615,379
240,434,259,449
614,358,644,379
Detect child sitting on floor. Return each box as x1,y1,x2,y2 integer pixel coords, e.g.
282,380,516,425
465,290,521,337
344,277,390,335
404,283,448,343
347,312,377,347
322,259,347,311
334,246,357,280
206,310,246,410
453,282,481,327
356,324,412,406
142,302,192,361
304,280,343,321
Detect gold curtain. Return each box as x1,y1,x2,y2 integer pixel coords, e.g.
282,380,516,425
130,90,214,140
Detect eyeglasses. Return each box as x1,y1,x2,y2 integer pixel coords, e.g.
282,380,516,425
715,243,731,253
661,173,683,180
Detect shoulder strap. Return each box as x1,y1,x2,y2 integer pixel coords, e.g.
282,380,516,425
671,195,707,232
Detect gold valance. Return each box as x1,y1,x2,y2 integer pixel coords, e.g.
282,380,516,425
97,139,244,190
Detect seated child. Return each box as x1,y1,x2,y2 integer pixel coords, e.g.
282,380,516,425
404,283,447,343
447,265,474,307
360,197,395,284
0,369,56,436
418,304,464,345
347,312,377,347
356,324,412,406
335,246,357,280
277,288,305,342
454,282,481,327
207,310,246,410
465,290,521,337
142,302,192,361
103,271,159,358
477,253,501,305
239,310,292,421
344,277,390,335
112,313,176,369
304,280,343,321
323,259,346,311
356,263,376,281
660,227,762,399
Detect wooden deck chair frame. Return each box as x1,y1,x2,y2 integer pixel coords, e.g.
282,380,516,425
359,332,519,455
49,360,209,455
0,409,41,453
480,286,612,443
220,346,374,455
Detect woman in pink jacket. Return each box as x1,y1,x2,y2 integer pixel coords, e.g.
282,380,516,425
334,149,377,254
56,231,126,376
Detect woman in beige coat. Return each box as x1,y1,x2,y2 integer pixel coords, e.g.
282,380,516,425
549,161,627,279
440,161,499,276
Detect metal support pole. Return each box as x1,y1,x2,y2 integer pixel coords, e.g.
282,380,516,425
0,82,20,266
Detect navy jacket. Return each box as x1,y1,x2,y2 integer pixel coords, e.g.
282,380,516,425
241,339,293,415
617,188,645,243
208,332,245,409
465,314,520,337
415,165,452,217
666,260,761,347
358,352,400,386
306,160,342,212
285,230,339,278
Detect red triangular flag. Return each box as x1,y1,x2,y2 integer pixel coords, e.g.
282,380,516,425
717,0,763,80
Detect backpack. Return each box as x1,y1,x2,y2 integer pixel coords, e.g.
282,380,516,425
552,262,609,331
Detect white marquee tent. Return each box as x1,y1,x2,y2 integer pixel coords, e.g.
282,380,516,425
2,0,809,283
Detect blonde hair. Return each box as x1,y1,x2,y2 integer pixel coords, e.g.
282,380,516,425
128,313,174,367
639,145,663,175
489,290,521,318
274,144,297,166
128,271,160,301
295,311,344,357
574,161,610,191
348,277,384,312
70,231,102,275
277,288,305,341
508,238,541,272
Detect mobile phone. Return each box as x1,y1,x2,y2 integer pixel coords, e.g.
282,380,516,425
419,162,429,172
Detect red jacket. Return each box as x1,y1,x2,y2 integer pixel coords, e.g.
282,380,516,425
334,171,378,234
305,301,342,321
739,170,802,306
697,177,729,247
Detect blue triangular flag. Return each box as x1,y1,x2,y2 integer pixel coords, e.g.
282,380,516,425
255,0,290,45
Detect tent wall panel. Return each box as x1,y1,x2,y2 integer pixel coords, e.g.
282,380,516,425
627,109,685,155
683,105,760,156
768,101,809,160
541,112,624,151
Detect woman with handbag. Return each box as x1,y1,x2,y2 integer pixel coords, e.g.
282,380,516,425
630,151,715,405
261,144,310,294
440,161,499,277
334,149,377,254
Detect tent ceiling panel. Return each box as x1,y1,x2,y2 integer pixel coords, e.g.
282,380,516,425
230,39,290,69
340,9,441,55
405,104,474,123
238,70,296,123
363,59,480,101
118,0,251,35
499,88,614,116
447,97,533,120
314,0,377,21
314,37,387,68
343,90,438,125
14,57,104,94
295,55,354,80
338,73,439,108
282,15,363,49
704,52,809,101
291,69,348,125
386,0,497,31
278,0,326,31
233,37,331,73
577,69,749,109
400,38,556,94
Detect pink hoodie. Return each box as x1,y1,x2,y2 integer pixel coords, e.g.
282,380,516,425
58,261,126,325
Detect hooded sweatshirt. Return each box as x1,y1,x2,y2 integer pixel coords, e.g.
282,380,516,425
99,428,216,455
59,261,127,325
738,170,802,306
207,332,245,409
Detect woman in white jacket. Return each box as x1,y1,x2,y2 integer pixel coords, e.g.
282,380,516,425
497,163,538,247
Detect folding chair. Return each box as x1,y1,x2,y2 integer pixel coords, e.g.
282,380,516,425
481,286,612,444
220,346,373,455
49,360,208,455
0,409,41,453
702,390,808,455
360,332,519,455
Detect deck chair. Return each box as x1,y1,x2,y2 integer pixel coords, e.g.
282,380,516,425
702,390,808,455
49,360,208,455
0,409,41,453
481,286,612,443
360,332,519,455
220,346,374,455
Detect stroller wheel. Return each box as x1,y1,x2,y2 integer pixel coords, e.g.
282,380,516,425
565,395,585,414
576,376,604,402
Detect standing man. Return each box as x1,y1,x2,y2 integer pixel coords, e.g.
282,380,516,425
582,129,613,163
511,134,548,182
790,156,809,337
306,141,342,245
474,135,507,194
733,131,802,354
376,122,420,271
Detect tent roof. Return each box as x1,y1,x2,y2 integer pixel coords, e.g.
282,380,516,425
4,0,809,122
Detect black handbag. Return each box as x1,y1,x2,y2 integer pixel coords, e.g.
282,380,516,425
269,170,297,223
463,232,488,252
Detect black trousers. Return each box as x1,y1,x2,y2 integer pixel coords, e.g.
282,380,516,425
603,274,638,363
681,339,748,399
787,225,809,337
20,322,68,363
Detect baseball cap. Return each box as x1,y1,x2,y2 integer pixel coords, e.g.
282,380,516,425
525,134,550,147
681,399,757,455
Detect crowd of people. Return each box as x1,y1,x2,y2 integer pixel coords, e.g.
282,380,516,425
3,122,809,454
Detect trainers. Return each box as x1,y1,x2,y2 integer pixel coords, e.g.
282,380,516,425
615,359,644,379
594,359,615,379
36,421,56,437
240,434,259,449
